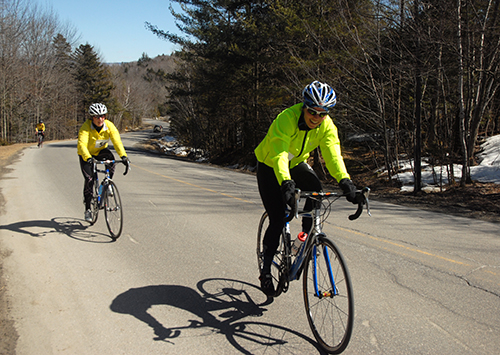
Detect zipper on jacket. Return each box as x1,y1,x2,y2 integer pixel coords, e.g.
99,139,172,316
297,131,308,158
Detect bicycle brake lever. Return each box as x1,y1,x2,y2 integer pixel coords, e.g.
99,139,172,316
363,187,372,217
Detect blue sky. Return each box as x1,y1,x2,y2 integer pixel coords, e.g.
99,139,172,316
46,0,181,63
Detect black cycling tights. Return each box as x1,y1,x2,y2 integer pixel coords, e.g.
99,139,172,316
79,148,116,210
257,161,322,271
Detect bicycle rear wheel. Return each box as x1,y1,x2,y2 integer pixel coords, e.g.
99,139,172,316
302,236,354,354
256,212,287,297
103,181,123,239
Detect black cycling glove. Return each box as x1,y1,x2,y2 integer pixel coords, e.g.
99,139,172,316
339,178,357,204
121,156,130,175
281,180,296,208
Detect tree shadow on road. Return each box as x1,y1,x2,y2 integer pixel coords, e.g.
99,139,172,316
0,217,114,243
110,278,324,354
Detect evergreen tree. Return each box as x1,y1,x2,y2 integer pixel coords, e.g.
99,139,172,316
73,44,115,122
53,34,73,71
147,0,294,161
50,34,78,139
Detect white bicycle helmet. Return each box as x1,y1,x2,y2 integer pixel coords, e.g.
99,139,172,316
89,103,108,116
302,81,337,111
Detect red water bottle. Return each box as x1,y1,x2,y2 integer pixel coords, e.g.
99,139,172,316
292,232,308,256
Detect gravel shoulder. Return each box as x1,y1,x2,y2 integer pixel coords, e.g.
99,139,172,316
0,143,30,355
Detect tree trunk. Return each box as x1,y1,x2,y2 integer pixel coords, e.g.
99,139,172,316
457,0,469,187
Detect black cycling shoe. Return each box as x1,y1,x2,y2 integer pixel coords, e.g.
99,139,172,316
259,272,275,297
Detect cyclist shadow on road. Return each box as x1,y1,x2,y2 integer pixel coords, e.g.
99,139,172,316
110,278,323,353
0,217,114,243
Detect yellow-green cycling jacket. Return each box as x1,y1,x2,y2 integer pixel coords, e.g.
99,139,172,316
77,119,127,161
255,103,350,185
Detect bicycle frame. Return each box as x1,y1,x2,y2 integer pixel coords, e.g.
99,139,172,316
284,187,370,284
93,162,112,206
287,208,325,282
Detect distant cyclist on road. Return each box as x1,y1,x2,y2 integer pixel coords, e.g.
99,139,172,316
77,103,130,222
254,80,358,296
35,120,45,147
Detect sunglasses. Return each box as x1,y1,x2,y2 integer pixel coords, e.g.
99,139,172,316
306,107,328,118
93,115,106,119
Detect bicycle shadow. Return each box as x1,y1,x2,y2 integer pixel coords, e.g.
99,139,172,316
110,278,324,354
0,217,114,243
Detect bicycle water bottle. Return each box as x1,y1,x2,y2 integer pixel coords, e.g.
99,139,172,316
292,232,308,256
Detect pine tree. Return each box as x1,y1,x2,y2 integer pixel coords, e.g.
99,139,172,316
50,34,78,139
73,44,115,122
146,0,291,161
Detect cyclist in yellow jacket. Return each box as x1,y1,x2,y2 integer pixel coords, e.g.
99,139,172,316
35,120,45,146
255,80,358,296
78,103,130,222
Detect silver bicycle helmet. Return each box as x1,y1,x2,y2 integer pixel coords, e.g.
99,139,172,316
302,81,337,111
89,103,108,116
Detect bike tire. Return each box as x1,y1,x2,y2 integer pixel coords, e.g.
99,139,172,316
103,180,123,239
89,188,100,225
302,236,354,354
257,212,288,297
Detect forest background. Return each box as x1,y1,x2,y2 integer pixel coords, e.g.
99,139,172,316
2,0,500,195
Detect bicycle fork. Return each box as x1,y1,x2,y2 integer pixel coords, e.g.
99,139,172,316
312,243,338,299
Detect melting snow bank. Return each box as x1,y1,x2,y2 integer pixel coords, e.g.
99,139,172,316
154,135,208,162
154,135,256,171
154,133,499,190
388,134,500,192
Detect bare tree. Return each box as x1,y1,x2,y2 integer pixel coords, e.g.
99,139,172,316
0,0,29,142
0,0,79,143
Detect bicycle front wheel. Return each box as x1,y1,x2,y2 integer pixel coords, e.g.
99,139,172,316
302,236,354,354
103,181,123,239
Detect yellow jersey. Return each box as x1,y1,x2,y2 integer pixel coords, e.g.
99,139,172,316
77,119,127,161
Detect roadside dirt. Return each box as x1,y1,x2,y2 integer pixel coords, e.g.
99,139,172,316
0,143,30,355
354,172,500,224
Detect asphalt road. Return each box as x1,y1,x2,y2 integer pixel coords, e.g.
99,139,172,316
0,128,499,354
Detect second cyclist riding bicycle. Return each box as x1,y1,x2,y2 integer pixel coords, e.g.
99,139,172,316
77,103,130,225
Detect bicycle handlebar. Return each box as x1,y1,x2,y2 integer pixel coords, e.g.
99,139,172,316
284,187,371,223
348,187,371,220
92,159,130,176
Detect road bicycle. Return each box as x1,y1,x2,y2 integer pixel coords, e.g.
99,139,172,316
257,187,371,354
88,159,130,239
